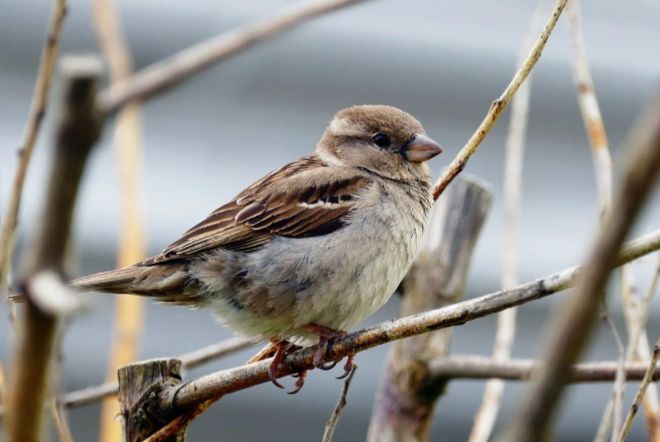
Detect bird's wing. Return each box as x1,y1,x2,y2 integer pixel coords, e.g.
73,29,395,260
141,156,371,265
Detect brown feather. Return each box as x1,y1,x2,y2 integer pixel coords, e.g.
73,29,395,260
141,155,371,266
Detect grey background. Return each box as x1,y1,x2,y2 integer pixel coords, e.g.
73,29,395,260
1,0,660,440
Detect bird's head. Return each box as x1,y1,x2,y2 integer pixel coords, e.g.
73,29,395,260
317,105,443,183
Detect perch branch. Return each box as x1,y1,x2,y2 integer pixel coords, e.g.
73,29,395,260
93,0,147,439
503,91,660,441
0,0,67,302
429,356,660,383
432,0,569,199
97,0,372,115
119,229,660,424
4,56,102,442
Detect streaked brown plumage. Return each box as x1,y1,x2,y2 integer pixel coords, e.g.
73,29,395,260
69,105,444,392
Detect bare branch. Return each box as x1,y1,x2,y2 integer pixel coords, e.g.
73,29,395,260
432,0,569,199
0,0,67,302
92,0,147,439
503,92,660,441
97,0,373,115
4,56,102,442
618,340,660,442
322,365,358,442
429,356,660,383
129,229,660,421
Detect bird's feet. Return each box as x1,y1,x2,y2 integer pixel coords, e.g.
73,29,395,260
303,323,355,379
249,340,306,394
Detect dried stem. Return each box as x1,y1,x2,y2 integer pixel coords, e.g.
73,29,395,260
432,0,569,199
0,0,67,302
503,92,660,441
97,0,372,115
469,2,550,441
322,365,358,442
429,356,660,383
618,340,660,442
4,56,102,442
92,0,147,440
113,229,660,426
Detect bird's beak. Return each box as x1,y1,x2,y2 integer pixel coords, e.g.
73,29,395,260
402,134,444,163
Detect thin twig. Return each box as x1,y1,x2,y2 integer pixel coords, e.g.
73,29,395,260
92,0,147,439
323,365,358,442
503,91,660,441
432,0,569,199
0,0,67,301
429,356,660,383
601,305,627,442
469,3,549,441
50,399,74,442
135,230,660,419
618,340,660,442
5,56,102,442
97,0,372,115
566,2,633,439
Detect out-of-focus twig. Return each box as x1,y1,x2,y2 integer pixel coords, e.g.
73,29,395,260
97,0,372,115
322,365,358,442
432,0,569,199
469,3,549,441
429,356,660,383
565,3,632,438
503,92,660,441
0,0,67,303
618,340,660,442
5,56,102,442
92,0,147,440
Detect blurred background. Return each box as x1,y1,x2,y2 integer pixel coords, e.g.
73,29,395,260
1,0,660,440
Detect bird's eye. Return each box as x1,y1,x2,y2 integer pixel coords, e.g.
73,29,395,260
372,133,391,148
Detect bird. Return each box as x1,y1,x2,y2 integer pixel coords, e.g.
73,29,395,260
69,105,443,393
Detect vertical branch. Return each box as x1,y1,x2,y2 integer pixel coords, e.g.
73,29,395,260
367,177,492,441
0,0,67,301
503,93,660,441
469,3,549,441
4,56,102,442
93,1,147,440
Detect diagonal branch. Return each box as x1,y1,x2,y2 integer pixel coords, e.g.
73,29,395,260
117,229,660,424
96,0,373,115
432,0,569,199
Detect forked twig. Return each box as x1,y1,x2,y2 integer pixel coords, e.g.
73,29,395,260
323,365,358,442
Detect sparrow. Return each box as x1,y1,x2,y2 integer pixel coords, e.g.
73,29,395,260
70,105,443,392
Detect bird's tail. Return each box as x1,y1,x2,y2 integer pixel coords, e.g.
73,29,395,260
71,263,202,305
